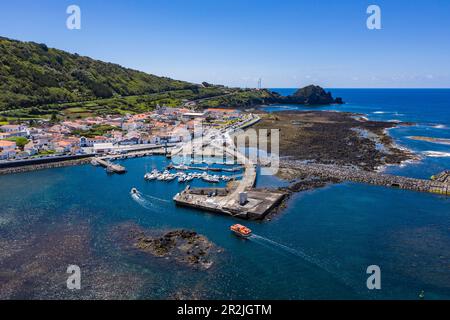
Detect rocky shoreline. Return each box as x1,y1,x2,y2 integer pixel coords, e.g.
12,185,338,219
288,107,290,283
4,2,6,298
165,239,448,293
252,110,416,174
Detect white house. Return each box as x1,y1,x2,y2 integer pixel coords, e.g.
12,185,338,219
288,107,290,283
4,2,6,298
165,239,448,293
80,136,115,147
0,140,17,159
93,143,115,154
0,124,27,133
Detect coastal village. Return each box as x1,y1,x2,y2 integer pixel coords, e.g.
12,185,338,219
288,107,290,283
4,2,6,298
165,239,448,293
0,106,242,160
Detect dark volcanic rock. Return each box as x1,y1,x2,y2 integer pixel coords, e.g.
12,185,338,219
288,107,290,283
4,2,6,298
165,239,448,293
251,110,416,171
283,85,344,105
116,225,219,270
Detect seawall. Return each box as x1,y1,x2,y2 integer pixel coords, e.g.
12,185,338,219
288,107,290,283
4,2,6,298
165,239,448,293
0,154,93,175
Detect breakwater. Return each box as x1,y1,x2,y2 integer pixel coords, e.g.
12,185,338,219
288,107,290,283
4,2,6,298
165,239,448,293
282,161,450,196
0,157,92,175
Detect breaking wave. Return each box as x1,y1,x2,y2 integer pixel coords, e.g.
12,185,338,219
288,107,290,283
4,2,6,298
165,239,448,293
423,151,450,158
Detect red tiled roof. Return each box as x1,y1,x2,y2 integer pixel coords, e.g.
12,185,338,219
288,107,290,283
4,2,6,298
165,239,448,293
0,140,16,147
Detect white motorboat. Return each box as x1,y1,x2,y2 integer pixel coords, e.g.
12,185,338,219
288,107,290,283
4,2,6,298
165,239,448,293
202,175,220,183
144,170,159,180
165,174,176,181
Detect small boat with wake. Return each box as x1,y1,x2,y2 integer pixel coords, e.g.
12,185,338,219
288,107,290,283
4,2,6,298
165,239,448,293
131,188,138,194
230,224,252,238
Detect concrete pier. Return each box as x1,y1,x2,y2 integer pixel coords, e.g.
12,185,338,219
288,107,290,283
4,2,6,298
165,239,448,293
95,158,126,174
174,186,286,220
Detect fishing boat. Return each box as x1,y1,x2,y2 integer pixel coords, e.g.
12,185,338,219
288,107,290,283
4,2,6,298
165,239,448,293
230,224,252,238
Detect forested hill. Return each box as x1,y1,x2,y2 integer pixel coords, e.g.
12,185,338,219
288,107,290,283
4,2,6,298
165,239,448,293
0,37,195,110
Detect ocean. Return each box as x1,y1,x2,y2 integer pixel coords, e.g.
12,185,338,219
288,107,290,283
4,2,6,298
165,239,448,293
0,89,449,299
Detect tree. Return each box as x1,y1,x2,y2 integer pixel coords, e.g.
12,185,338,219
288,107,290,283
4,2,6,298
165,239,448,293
6,136,29,150
50,112,58,123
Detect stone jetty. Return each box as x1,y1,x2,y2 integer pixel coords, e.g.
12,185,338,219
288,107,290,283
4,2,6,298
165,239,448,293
0,157,92,175
431,170,450,184
282,161,450,196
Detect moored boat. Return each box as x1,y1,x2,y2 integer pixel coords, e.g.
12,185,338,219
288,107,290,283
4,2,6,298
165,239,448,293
202,175,219,183
165,174,176,181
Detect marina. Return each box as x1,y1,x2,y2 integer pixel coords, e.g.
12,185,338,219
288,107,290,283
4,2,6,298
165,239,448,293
144,169,234,183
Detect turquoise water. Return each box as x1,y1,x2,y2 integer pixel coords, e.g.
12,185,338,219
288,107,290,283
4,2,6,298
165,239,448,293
0,89,449,299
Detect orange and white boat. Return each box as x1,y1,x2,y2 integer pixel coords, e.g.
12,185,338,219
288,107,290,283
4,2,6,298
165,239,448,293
230,224,252,238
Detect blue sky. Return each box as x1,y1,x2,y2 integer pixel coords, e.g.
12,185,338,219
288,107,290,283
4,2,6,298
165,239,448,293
1,0,449,88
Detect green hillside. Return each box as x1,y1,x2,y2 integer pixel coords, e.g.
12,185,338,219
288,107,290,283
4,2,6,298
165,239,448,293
0,36,341,121
0,36,196,111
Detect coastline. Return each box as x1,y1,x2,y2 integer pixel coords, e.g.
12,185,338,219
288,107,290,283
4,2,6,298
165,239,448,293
250,110,416,173
374,127,421,173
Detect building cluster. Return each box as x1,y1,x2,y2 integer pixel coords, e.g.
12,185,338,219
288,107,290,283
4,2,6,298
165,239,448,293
0,106,241,160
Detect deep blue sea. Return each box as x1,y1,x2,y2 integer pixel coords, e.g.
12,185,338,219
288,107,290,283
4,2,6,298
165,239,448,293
0,89,449,299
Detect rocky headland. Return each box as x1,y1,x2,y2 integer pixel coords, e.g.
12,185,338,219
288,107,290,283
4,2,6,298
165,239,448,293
280,85,344,105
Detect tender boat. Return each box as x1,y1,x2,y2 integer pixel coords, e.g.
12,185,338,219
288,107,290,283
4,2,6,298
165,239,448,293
230,224,252,238
131,188,138,194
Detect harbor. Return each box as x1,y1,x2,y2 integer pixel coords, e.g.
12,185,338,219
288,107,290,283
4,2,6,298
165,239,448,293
170,119,287,220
